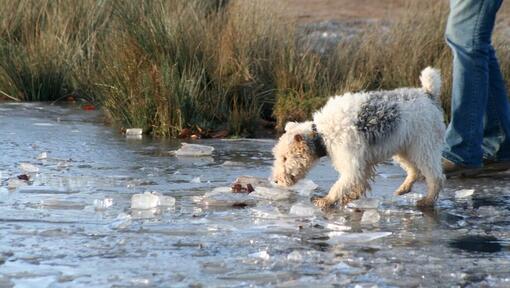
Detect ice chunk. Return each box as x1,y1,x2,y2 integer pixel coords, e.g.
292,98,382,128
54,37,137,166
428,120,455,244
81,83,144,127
232,176,271,188
378,173,404,179
325,221,350,231
110,213,132,230
249,250,270,261
328,231,392,244
251,186,293,201
7,178,28,190
289,202,319,217
158,195,176,207
19,163,39,173
290,179,318,195
202,187,257,207
131,192,160,209
94,198,113,210
40,199,86,210
190,176,202,184
125,128,143,136
174,143,214,156
36,152,48,160
130,192,175,209
455,189,475,199
477,206,500,217
221,161,244,166
361,210,381,225
287,250,303,262
347,198,380,209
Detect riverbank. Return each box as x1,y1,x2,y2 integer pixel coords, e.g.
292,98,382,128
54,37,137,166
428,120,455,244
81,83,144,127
1,0,509,138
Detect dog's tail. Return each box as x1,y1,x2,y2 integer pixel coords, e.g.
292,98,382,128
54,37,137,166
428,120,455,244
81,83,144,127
420,67,441,99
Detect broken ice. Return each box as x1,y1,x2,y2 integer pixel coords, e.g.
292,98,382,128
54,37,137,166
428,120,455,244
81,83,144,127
174,143,214,156
202,187,257,207
36,152,48,160
19,163,39,173
361,210,381,225
347,198,380,209
251,186,293,201
327,231,392,244
287,250,303,262
289,202,319,217
125,128,143,136
289,179,318,196
455,189,474,199
94,198,113,210
131,192,176,209
7,178,28,190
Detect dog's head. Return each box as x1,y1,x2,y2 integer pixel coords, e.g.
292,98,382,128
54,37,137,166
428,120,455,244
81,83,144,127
271,121,320,186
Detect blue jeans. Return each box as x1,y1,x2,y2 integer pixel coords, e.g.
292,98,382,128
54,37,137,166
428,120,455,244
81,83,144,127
443,0,510,167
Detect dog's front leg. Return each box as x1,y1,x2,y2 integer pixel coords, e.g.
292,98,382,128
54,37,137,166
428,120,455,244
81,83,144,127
313,177,346,208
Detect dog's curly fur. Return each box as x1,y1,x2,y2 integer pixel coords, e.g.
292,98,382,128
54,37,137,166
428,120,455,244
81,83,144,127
272,67,445,208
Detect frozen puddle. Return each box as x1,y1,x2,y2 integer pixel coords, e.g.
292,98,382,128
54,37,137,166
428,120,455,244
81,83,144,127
1,102,510,287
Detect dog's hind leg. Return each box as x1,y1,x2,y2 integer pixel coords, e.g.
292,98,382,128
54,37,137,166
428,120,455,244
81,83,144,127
393,154,420,196
409,142,444,207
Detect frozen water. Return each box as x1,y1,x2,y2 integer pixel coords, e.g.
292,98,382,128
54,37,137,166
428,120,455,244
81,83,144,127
131,192,160,209
190,176,202,184
232,176,271,188
221,161,244,166
249,250,270,261
125,128,143,136
7,178,28,189
361,210,381,225
40,199,86,210
289,202,319,217
2,103,510,287
93,198,113,210
327,231,392,244
287,250,303,262
455,189,475,198
130,192,175,209
289,179,318,195
158,194,176,207
251,186,293,201
36,152,48,160
174,143,214,156
109,213,132,230
202,187,257,207
347,198,380,209
19,162,39,173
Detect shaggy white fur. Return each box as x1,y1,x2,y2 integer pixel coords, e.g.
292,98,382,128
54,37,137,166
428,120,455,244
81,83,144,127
272,67,445,208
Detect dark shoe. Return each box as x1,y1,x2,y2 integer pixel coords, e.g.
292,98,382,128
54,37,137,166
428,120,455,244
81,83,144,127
481,159,510,174
442,158,482,178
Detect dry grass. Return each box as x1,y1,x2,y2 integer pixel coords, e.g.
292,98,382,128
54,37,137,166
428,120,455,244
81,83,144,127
0,0,509,136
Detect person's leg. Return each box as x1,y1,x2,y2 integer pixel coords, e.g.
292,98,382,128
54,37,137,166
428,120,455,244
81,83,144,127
443,0,503,168
482,45,510,162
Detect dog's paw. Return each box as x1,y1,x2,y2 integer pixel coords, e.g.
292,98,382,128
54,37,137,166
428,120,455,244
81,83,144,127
416,197,435,208
313,197,334,209
394,186,412,196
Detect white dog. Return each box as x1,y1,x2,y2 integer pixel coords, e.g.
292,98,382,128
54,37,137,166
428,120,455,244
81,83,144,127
272,67,445,208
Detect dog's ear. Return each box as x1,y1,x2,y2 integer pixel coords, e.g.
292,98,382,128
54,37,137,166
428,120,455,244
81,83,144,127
294,134,303,142
285,122,299,132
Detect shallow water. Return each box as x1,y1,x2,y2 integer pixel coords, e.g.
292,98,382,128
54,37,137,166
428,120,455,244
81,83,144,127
1,103,510,287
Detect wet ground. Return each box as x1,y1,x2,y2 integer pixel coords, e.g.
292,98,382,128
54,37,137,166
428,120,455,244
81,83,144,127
0,103,509,287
